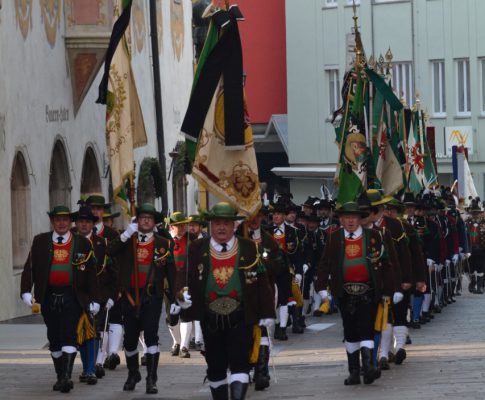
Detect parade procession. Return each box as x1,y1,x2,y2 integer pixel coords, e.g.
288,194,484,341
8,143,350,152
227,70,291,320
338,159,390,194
4,0,485,399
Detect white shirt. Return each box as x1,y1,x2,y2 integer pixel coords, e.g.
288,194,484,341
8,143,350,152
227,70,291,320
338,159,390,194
138,232,154,242
52,231,71,244
344,226,362,239
249,227,261,240
210,236,236,252
275,223,285,234
94,222,104,233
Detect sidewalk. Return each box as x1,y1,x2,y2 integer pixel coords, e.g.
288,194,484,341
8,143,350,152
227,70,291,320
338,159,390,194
1,292,484,399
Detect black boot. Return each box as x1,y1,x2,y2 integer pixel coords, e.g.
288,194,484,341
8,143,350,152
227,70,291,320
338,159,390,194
104,353,121,370
230,380,248,400
59,352,76,393
123,353,141,391
469,275,476,293
274,325,288,341
95,363,105,378
344,351,360,385
291,307,304,334
51,355,63,391
210,384,229,400
476,276,484,294
145,352,159,394
360,347,380,384
254,345,270,391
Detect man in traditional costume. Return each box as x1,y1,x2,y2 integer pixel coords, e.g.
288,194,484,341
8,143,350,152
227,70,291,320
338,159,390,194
177,202,275,400
21,205,98,393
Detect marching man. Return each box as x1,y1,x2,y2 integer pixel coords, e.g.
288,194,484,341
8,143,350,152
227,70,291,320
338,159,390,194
108,203,176,394
315,202,394,385
20,205,98,393
177,202,275,400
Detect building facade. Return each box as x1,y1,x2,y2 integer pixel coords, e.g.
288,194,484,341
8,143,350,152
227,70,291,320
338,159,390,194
285,0,485,204
0,0,195,321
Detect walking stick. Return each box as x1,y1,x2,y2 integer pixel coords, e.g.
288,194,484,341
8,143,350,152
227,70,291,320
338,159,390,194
267,329,278,384
100,307,110,361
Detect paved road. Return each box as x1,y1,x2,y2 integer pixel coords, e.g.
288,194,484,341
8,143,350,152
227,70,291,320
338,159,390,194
1,291,485,399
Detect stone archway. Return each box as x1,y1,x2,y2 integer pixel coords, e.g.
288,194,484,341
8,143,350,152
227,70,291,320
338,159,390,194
80,146,102,195
49,140,72,209
10,151,32,269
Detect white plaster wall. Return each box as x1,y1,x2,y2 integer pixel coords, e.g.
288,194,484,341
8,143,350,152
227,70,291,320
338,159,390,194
0,0,195,321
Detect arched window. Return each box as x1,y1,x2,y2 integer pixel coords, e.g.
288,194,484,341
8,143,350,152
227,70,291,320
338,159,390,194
49,140,72,209
11,152,32,270
80,147,102,195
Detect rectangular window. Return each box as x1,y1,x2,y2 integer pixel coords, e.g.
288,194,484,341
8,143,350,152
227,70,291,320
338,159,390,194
481,59,485,114
325,0,338,7
456,59,470,115
431,60,446,116
327,69,340,116
346,0,360,4
392,62,413,107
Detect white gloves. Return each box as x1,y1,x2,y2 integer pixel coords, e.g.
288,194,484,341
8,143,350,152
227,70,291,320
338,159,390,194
177,291,192,309
318,290,328,302
21,293,33,307
295,274,302,286
393,292,404,304
303,264,309,274
89,302,100,315
452,254,459,264
259,318,275,328
121,222,138,242
426,258,434,268
436,263,443,272
170,303,181,315
106,298,114,310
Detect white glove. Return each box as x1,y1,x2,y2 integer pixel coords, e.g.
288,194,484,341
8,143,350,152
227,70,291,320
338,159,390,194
466,253,471,259
170,303,181,315
452,254,459,264
426,258,434,268
459,246,463,253
177,291,193,309
318,290,328,302
105,298,114,310
436,263,443,272
303,264,309,274
89,302,100,315
21,293,33,307
287,299,297,306
445,259,451,268
259,318,275,328
121,222,138,241
295,274,302,286
393,292,404,304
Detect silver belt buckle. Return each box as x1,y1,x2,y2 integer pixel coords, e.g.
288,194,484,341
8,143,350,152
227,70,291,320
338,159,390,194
343,282,370,295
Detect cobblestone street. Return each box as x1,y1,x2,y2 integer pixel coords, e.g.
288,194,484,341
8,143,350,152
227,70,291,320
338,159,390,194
2,290,485,399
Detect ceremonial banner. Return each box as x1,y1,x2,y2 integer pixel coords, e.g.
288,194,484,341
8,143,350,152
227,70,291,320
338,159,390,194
192,79,261,217
97,0,147,214
336,77,367,205
182,5,260,217
372,80,403,195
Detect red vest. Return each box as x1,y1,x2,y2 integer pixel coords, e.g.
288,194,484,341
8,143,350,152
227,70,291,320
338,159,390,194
49,236,74,286
343,236,369,282
131,238,155,288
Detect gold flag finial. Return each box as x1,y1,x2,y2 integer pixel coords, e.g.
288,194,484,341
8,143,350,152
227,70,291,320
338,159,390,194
377,54,385,73
413,92,421,111
385,47,393,64
368,55,376,70
400,91,408,108
351,0,365,72
352,0,359,34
